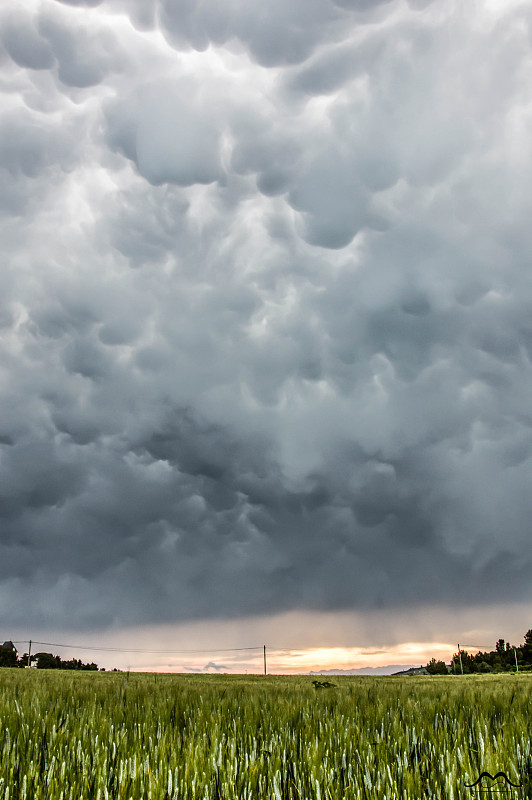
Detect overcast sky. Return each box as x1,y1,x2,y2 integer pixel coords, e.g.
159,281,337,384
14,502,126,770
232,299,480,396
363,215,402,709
1,0,532,670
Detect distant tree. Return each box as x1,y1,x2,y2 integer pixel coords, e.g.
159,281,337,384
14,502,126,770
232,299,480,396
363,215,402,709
429,629,532,676
0,646,18,668
61,659,83,670
34,651,99,670
1,641,100,670
523,630,532,664
426,658,447,675
35,652,61,669
451,649,475,674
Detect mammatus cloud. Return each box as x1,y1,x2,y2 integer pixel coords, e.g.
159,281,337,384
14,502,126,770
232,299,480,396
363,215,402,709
0,0,532,634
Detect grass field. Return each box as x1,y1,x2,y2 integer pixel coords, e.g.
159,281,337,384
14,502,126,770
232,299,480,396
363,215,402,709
0,670,531,799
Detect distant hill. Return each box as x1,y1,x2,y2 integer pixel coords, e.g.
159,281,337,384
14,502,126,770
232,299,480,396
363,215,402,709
392,666,429,676
308,664,419,676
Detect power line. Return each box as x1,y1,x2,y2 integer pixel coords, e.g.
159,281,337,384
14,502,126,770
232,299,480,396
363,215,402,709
12,640,264,655
8,639,499,658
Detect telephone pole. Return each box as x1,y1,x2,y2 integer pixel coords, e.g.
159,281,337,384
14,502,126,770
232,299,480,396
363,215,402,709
263,645,267,676
458,644,463,675
27,640,32,669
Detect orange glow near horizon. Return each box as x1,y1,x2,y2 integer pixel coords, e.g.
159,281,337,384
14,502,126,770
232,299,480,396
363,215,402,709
268,642,456,673
126,642,457,674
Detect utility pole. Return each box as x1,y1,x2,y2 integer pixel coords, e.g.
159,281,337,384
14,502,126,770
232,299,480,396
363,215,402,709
458,644,463,675
514,647,519,672
263,645,267,676
27,640,32,669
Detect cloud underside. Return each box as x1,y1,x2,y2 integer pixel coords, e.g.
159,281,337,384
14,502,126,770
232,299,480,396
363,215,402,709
1,0,532,630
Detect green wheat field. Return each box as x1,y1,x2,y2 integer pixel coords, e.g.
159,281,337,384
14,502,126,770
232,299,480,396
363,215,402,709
1,670,531,799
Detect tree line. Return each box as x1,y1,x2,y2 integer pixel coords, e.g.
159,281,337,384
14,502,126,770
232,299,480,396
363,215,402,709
426,628,532,674
0,642,99,671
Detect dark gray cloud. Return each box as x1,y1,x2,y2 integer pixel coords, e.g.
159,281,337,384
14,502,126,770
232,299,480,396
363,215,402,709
1,10,56,71
1,0,532,636
107,80,224,186
156,0,342,66
36,9,120,88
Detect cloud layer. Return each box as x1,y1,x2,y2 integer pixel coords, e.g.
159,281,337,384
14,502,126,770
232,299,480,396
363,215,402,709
1,0,532,632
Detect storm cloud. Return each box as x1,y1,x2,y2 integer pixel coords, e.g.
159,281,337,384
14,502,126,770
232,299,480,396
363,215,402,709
1,0,532,635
